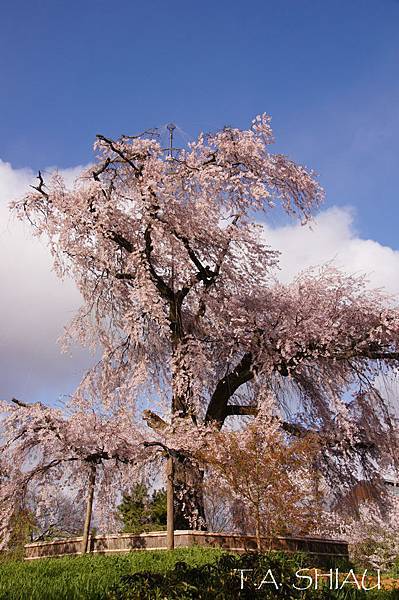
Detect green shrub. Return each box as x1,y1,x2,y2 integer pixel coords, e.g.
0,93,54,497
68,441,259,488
108,552,399,600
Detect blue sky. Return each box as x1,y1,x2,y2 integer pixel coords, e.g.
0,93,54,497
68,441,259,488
1,0,399,403
1,0,399,245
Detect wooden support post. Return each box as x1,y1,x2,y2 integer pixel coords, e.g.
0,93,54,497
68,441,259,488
82,463,96,554
166,455,174,550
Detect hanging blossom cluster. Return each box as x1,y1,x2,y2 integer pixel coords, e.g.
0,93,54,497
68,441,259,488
0,398,151,549
343,499,399,570
9,113,399,527
316,495,399,570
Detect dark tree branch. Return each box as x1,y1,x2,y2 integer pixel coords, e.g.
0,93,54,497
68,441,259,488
356,350,399,361
115,272,135,280
92,158,111,182
12,398,30,408
108,231,133,253
151,210,217,289
144,224,174,301
30,171,49,199
171,228,215,284
280,421,310,437
205,353,254,428
96,135,141,175
143,440,185,461
225,405,258,417
142,410,169,432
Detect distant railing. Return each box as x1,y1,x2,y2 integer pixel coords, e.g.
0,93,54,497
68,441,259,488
24,530,348,560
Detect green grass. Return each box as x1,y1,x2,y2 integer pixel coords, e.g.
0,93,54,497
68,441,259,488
0,548,223,600
0,548,398,599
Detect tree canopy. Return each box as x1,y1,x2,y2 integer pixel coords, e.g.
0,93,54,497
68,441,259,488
5,113,399,533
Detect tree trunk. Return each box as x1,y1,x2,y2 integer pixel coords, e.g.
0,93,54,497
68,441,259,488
142,410,208,530
173,454,207,531
255,506,261,551
166,455,174,550
169,333,208,530
82,463,96,554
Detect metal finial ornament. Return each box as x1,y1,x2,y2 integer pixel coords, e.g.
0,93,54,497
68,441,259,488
166,123,176,158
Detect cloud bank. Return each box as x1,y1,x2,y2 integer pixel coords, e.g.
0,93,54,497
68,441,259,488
1,160,399,403
0,160,93,404
262,207,399,295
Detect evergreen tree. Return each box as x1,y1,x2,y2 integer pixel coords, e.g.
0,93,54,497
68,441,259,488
117,484,166,533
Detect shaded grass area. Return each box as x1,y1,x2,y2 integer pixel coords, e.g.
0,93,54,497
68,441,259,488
0,548,223,600
107,552,399,600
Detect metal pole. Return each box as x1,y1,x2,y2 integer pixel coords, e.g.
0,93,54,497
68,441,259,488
166,123,176,158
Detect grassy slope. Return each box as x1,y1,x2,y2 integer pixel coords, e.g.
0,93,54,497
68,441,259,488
0,548,224,600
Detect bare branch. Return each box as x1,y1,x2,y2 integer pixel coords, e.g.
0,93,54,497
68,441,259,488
30,171,49,199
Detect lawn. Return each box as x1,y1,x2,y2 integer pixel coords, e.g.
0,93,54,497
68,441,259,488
1,548,398,599
0,548,223,600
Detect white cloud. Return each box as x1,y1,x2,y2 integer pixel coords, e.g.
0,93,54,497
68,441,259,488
262,208,399,417
2,159,399,404
0,160,93,404
262,207,399,296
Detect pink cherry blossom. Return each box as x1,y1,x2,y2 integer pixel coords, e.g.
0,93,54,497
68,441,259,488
7,114,399,530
